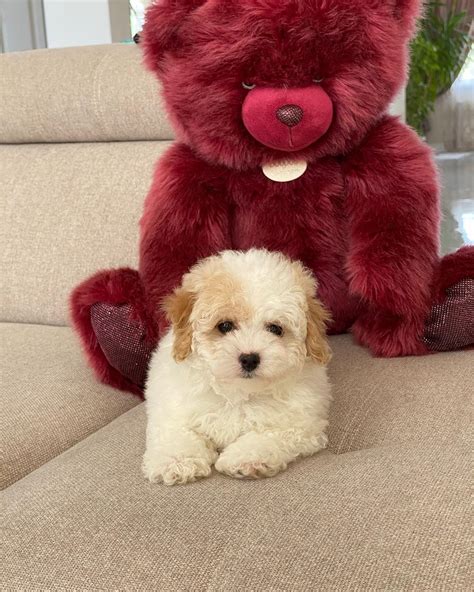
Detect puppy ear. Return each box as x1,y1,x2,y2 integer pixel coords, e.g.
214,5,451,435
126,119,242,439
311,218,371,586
306,296,332,366
141,0,207,73
163,288,196,362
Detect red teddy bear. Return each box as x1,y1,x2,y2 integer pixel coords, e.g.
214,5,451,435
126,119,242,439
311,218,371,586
72,0,473,396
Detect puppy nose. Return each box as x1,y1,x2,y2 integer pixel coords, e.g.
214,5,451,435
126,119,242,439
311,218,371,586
276,104,304,127
239,352,260,372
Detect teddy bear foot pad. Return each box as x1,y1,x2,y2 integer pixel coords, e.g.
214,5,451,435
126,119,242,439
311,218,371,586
90,302,155,389
423,279,474,352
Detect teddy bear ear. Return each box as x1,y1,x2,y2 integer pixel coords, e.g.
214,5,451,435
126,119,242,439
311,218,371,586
141,0,207,73
391,0,423,34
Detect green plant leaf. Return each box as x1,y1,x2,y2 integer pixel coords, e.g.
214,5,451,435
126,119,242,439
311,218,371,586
406,0,472,135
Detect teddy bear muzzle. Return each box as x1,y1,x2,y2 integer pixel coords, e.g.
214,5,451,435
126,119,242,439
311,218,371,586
242,86,334,152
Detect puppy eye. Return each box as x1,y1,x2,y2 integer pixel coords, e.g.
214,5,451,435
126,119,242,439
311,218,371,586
217,321,235,334
266,323,284,337
313,77,324,84
242,81,256,90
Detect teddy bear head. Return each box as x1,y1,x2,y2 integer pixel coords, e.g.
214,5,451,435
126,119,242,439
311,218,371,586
142,0,421,169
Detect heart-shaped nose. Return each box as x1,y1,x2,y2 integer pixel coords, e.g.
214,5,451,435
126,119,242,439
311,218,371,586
276,104,304,127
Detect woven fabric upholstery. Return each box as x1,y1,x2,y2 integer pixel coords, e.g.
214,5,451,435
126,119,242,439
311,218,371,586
0,44,174,144
0,323,139,489
2,402,470,591
3,329,470,491
327,335,472,454
0,141,172,326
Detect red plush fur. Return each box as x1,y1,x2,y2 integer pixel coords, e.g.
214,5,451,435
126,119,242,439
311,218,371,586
143,0,420,169
71,269,153,396
70,0,473,392
139,0,438,358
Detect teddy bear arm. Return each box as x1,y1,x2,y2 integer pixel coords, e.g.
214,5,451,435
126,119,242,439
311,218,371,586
343,117,441,355
139,144,232,324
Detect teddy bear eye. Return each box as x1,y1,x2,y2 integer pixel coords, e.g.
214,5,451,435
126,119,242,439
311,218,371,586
266,323,284,337
313,77,324,84
217,321,235,334
242,81,256,90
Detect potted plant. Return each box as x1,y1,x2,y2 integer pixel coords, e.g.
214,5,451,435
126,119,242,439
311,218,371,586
407,0,472,135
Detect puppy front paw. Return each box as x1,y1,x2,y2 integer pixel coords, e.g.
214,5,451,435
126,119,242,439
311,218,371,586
142,455,213,486
215,453,287,480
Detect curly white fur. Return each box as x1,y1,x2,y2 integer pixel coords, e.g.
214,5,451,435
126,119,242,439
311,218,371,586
143,249,331,485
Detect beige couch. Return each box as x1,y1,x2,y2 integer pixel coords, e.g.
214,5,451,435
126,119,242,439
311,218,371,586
1,44,471,591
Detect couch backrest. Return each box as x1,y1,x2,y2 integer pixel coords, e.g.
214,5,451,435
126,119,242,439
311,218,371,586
0,43,174,143
0,44,174,326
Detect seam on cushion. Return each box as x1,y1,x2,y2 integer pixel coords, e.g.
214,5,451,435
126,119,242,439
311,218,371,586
92,51,113,140
1,322,141,489
0,319,69,328
2,397,141,491
0,139,169,147
3,403,145,491
331,383,380,455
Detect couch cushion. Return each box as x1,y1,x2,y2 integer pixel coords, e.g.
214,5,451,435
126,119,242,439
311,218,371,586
328,336,472,454
2,324,470,491
0,44,174,144
2,403,470,590
0,323,139,489
0,140,172,325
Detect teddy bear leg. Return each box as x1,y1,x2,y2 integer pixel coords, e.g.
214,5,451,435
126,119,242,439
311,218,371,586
70,268,158,397
423,246,474,352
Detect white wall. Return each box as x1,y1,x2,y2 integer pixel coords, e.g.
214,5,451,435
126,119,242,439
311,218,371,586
43,0,130,49
389,88,406,122
0,0,46,52
44,0,111,47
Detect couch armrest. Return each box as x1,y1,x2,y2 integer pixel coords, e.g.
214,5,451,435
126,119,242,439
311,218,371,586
0,44,174,143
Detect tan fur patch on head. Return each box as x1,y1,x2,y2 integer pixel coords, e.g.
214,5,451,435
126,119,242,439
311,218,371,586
191,271,250,331
164,263,250,360
163,288,195,362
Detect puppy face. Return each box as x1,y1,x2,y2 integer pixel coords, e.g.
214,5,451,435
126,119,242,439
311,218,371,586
164,250,331,393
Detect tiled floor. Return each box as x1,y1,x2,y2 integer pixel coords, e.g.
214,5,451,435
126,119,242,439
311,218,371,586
436,152,474,255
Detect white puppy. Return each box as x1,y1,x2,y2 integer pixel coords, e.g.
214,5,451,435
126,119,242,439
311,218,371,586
143,249,332,485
